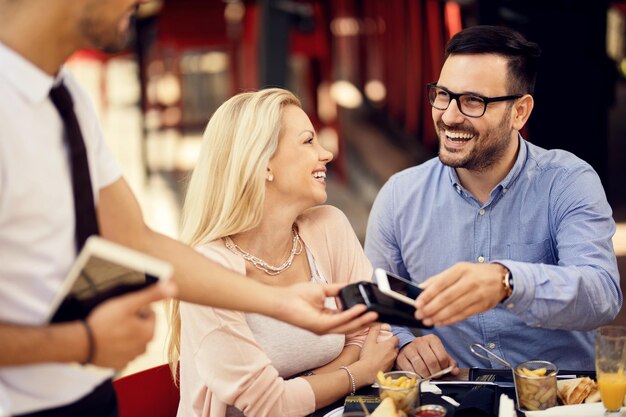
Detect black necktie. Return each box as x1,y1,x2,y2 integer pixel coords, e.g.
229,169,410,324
49,82,100,253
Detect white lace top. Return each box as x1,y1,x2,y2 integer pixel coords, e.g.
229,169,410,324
244,247,345,378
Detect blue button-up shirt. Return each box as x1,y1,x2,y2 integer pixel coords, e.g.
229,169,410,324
364,137,621,370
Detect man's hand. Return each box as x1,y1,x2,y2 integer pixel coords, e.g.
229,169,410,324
414,262,508,326
395,334,459,377
274,283,378,335
87,281,176,369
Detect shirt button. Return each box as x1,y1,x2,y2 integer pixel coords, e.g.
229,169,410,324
507,303,514,309
455,185,461,192
477,256,485,263
503,188,508,193
479,209,485,216
488,342,496,349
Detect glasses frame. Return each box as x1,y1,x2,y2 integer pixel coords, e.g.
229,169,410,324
427,83,523,118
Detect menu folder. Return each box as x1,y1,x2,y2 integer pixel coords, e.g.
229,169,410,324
343,395,380,414
47,236,173,323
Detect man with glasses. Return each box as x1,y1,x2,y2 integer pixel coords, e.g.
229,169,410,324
0,1,376,416
365,25,620,376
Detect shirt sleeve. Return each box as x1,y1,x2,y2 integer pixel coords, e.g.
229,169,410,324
325,206,375,348
364,177,416,348
305,206,395,348
181,246,316,417
495,164,621,330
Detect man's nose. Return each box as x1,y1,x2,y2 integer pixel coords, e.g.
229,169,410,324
441,99,465,125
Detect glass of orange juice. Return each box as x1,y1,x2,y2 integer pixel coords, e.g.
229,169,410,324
596,326,626,414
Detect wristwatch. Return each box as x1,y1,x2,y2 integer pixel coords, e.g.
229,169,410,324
501,267,514,301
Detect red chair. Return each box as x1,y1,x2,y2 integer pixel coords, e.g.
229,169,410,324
113,364,180,417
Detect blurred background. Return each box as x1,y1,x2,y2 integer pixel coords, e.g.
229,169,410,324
64,0,626,375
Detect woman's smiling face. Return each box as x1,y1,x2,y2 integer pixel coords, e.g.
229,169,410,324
267,105,334,209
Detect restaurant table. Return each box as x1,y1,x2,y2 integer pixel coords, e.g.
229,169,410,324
309,368,596,417
309,368,496,417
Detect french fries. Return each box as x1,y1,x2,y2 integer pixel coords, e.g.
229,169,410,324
518,367,547,377
514,363,558,411
377,371,419,414
377,371,418,389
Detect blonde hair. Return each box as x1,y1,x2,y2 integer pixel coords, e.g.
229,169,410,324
167,88,301,381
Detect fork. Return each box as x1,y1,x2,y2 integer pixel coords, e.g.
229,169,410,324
469,373,496,391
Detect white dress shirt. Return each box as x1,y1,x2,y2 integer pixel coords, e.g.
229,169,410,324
0,42,121,414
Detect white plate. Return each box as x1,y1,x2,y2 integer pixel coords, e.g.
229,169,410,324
322,406,344,417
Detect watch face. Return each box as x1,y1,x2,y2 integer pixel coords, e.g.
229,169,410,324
501,268,513,300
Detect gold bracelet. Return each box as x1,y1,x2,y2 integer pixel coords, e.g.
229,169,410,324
340,366,356,395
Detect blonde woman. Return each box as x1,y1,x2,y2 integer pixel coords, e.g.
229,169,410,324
168,88,398,417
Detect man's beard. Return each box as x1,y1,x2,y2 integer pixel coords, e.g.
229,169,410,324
436,111,512,172
79,10,136,54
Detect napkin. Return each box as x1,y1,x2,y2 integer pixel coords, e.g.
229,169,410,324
497,394,515,417
420,381,442,395
525,402,624,417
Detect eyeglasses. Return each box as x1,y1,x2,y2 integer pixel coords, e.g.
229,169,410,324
427,83,523,118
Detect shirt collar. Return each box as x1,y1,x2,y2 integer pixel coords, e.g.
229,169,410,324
447,134,528,192
497,134,527,190
0,41,66,103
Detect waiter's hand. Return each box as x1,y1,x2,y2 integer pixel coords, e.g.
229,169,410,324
86,281,176,369
395,334,460,377
275,283,378,335
414,262,508,326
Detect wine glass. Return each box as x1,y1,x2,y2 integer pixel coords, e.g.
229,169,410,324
596,326,626,414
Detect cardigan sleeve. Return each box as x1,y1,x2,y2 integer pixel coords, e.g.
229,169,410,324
298,206,393,348
180,244,316,417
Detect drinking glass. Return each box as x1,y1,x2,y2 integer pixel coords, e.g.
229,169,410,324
596,326,626,414
378,370,420,414
513,360,558,411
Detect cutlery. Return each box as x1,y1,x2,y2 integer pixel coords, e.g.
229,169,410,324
469,373,496,391
430,380,515,388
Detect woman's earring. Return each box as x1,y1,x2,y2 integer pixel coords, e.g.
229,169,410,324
267,173,274,182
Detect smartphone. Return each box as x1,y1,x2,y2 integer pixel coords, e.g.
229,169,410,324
374,268,423,306
339,281,432,329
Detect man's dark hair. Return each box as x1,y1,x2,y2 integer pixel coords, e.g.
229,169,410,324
445,25,541,95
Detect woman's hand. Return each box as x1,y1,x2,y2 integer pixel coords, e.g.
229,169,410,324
354,324,399,385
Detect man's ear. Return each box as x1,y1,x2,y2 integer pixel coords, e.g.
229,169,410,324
511,94,534,131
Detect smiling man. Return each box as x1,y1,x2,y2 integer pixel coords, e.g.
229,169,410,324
365,25,621,376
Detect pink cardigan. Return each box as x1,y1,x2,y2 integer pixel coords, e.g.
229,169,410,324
177,206,377,417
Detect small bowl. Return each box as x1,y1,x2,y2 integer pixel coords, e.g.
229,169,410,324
415,404,447,416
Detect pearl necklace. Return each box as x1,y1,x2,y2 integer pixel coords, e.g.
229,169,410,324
223,227,303,276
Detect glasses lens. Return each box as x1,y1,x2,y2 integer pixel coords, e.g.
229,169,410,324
458,95,486,117
429,86,450,110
